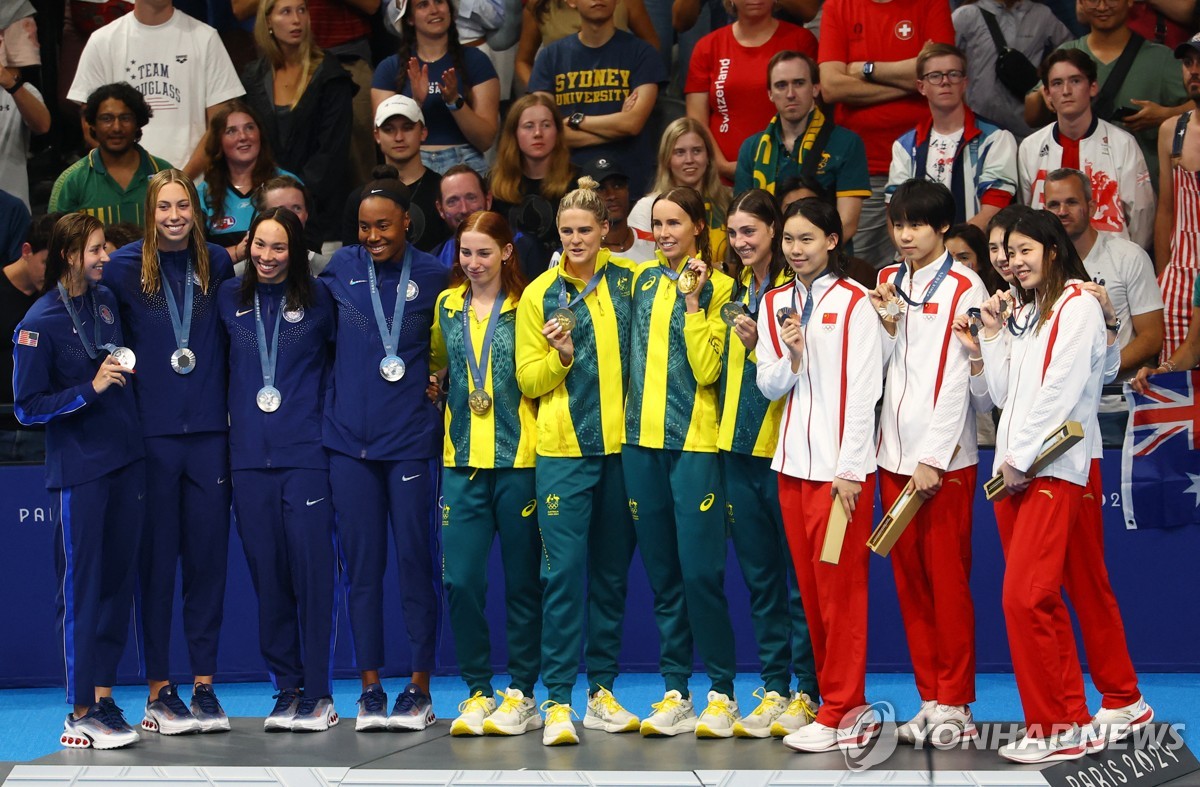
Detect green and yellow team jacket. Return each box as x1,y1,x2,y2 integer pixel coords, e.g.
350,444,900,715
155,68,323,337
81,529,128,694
514,249,638,458
718,267,794,457
430,283,537,469
624,251,734,452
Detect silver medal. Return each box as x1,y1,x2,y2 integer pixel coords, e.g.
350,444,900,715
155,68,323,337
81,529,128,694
110,346,137,371
885,300,903,319
256,385,282,413
380,355,406,382
170,347,197,375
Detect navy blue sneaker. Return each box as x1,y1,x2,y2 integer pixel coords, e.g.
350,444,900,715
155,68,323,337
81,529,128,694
388,682,436,731
62,703,139,750
292,696,339,732
264,688,301,732
96,697,135,733
190,683,231,733
142,684,202,735
355,683,388,732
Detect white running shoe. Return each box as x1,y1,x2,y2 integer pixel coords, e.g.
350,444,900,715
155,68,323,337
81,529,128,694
895,699,936,744
142,684,202,735
483,688,543,736
61,703,139,750
291,696,339,732
451,692,496,737
1091,697,1154,746
583,687,640,733
784,721,840,752
1000,725,1089,764
770,691,818,737
639,690,697,737
734,689,789,739
926,703,977,746
695,691,740,739
541,701,579,746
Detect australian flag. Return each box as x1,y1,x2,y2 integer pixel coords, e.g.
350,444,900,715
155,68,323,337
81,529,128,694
1121,371,1200,529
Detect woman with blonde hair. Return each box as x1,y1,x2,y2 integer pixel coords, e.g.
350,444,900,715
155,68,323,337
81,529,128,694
102,169,237,737
628,118,731,269
489,93,578,277
241,0,354,244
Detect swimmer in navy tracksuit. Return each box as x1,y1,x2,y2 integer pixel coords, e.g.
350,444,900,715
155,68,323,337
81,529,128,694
13,214,144,750
320,178,448,731
217,208,339,732
102,170,235,734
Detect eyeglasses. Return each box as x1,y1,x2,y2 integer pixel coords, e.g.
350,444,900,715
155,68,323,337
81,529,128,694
920,70,965,86
1081,0,1116,8
96,113,136,125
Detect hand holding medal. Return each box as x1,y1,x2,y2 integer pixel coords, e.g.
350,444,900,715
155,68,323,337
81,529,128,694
777,305,804,365
91,354,132,394
677,257,709,303
870,281,904,324
978,290,1012,337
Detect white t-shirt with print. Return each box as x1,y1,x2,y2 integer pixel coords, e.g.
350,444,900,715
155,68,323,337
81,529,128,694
924,129,963,188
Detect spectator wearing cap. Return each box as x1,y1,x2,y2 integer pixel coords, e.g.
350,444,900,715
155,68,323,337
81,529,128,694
489,93,579,276
1154,32,1200,359
433,163,544,279
0,9,51,211
49,83,172,226
341,95,448,253
584,156,655,262
241,0,355,245
68,0,244,177
734,50,870,244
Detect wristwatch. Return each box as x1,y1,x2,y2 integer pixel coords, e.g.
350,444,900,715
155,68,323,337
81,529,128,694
567,112,586,130
862,62,876,82
445,94,465,111
3,76,23,95
1106,317,1122,334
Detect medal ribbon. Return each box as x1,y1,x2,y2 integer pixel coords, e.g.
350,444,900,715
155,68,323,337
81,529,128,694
254,290,285,390
792,269,829,327
366,246,413,359
746,272,762,315
462,289,506,395
57,284,105,360
658,256,693,282
892,252,953,308
557,268,605,311
161,254,195,354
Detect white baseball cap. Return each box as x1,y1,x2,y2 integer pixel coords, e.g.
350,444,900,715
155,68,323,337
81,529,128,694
374,94,424,128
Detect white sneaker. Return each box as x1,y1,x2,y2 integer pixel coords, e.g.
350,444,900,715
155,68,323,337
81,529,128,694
1091,696,1154,746
1000,724,1089,764
770,691,818,737
583,687,640,733
695,691,740,739
451,692,496,737
784,721,840,752
895,699,936,744
926,703,977,746
639,690,697,737
541,701,579,746
291,696,339,732
840,706,882,748
734,689,789,739
482,688,543,736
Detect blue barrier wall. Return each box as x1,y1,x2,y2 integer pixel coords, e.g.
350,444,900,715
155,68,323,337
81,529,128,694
1,450,1197,689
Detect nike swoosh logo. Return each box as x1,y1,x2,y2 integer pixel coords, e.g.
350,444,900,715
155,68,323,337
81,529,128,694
217,477,227,484
402,474,421,482
306,498,325,506
349,279,368,285
235,308,253,317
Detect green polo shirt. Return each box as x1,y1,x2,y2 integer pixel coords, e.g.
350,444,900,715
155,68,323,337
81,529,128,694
48,147,171,226
734,115,873,199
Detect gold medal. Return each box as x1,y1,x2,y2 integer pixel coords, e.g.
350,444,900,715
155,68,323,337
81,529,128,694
676,268,700,295
468,388,493,415
551,307,576,332
721,302,748,327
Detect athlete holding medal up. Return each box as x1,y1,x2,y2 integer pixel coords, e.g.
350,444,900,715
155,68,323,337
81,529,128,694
321,178,448,733
217,207,339,732
103,169,236,735
14,214,145,750
429,211,543,739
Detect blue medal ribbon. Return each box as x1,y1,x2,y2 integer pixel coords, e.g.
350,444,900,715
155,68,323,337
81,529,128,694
161,254,195,354
462,289,506,394
792,269,829,328
366,246,413,360
892,252,953,308
57,284,105,360
254,290,285,391
557,267,605,312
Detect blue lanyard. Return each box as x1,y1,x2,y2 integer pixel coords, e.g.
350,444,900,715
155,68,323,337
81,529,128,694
892,252,953,308
1007,300,1038,336
658,256,692,282
253,291,285,390
366,247,413,359
745,271,764,315
792,270,828,327
161,254,195,353
462,289,506,392
557,267,605,311
57,284,104,360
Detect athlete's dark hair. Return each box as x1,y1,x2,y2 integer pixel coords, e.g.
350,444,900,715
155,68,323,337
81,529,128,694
238,207,314,311
886,179,955,233
83,83,152,140
725,189,786,286
44,213,105,295
1005,209,1091,331
945,223,1005,294
987,204,1035,237
782,198,847,279
27,212,64,256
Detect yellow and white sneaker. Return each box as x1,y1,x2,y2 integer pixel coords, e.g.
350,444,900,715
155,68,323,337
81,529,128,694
583,687,640,733
541,701,579,746
450,692,496,737
770,691,818,737
696,691,740,738
734,688,789,739
640,690,697,737
483,688,542,736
